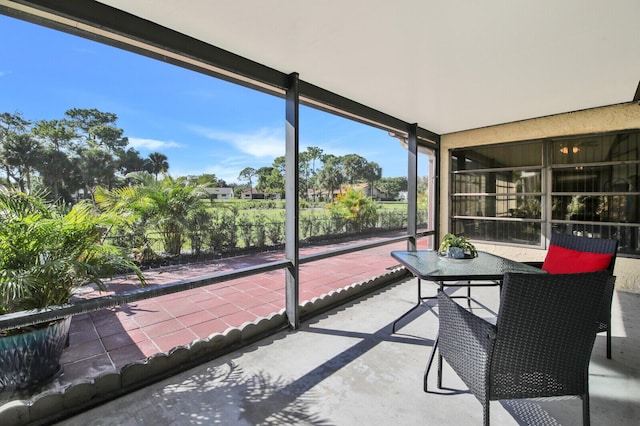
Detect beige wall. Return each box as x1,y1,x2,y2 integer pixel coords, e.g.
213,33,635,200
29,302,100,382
439,102,640,292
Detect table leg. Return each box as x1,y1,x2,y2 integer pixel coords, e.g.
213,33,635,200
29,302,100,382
392,279,437,333
423,333,439,392
424,283,444,391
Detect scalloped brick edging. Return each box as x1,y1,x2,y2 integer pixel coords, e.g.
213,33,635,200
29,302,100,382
300,267,409,317
0,267,409,425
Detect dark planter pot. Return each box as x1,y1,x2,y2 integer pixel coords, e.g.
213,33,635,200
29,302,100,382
0,317,71,392
447,247,465,258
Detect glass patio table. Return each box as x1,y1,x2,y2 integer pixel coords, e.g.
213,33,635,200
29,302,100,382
390,250,546,391
390,250,544,333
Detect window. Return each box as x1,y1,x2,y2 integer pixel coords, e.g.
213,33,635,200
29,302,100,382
450,142,543,245
550,132,640,256
450,131,640,257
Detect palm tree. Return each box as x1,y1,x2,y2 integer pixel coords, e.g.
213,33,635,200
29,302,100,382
96,171,207,256
305,146,323,201
147,152,169,181
317,155,344,201
0,188,145,315
238,167,256,199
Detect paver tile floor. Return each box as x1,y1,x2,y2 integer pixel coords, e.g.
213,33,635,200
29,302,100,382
57,239,409,387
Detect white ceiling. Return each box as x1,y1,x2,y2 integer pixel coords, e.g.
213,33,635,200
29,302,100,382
98,0,640,135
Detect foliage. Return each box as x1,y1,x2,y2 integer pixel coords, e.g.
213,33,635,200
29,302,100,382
0,112,38,194
256,166,285,198
306,146,323,201
187,209,213,256
238,167,257,197
566,195,586,221
316,154,344,201
361,161,382,189
417,175,429,195
0,189,145,317
237,214,254,247
265,213,284,245
417,193,429,224
327,187,378,232
253,213,267,247
208,205,238,252
437,233,478,258
188,173,225,187
147,152,169,181
300,212,314,238
341,154,367,184
377,177,408,199
64,108,128,197
31,117,82,201
96,172,207,256
1,109,160,204
2,110,420,261
222,199,285,210
378,210,406,229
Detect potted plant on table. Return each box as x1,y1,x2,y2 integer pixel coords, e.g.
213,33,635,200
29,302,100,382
0,189,145,392
438,233,478,259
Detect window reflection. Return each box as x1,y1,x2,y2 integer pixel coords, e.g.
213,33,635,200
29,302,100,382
450,142,543,246
450,131,640,256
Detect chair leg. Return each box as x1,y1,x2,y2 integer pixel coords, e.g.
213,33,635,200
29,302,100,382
582,392,590,426
437,354,443,389
606,326,612,359
583,365,591,426
483,401,490,426
467,282,472,308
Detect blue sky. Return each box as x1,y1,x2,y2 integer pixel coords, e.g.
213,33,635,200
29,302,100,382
0,14,410,184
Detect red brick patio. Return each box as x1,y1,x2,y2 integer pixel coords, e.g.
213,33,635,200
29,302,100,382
59,239,410,385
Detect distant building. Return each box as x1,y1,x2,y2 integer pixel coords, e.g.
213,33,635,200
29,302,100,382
241,188,265,199
204,187,234,199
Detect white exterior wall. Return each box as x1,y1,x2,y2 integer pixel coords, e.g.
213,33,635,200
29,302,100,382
205,188,234,199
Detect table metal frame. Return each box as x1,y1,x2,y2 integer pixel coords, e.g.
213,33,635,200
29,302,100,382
391,275,499,333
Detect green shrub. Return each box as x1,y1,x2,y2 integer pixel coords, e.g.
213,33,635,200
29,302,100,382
237,214,254,248
187,209,213,255
208,206,238,252
253,213,267,247
327,188,378,232
266,215,284,245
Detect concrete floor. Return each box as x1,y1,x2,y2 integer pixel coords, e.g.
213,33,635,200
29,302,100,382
57,277,640,426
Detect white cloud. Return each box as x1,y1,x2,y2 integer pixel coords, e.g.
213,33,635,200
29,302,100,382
191,126,284,159
128,137,182,151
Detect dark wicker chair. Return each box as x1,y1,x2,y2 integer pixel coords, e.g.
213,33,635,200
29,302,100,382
528,233,618,358
430,271,614,426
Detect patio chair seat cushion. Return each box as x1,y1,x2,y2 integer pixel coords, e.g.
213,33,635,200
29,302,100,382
542,244,614,274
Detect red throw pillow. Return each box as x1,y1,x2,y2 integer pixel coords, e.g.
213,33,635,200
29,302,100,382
542,244,613,274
